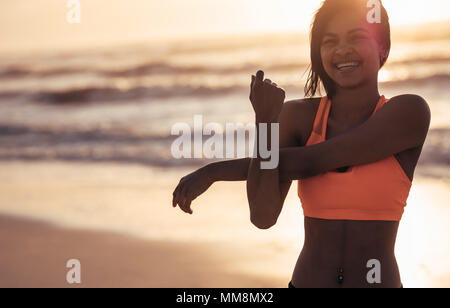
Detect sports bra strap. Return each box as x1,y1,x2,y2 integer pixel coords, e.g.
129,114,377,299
312,96,330,137
311,95,387,140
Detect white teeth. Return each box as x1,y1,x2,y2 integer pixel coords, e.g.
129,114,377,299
336,62,360,69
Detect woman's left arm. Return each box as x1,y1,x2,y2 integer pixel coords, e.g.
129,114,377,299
279,94,431,181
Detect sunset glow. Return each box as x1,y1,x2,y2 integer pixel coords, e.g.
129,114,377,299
1,0,449,53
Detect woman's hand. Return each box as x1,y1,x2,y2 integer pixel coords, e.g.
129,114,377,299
249,70,286,123
172,166,214,215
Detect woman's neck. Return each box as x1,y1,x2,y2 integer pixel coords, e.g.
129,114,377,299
330,83,381,123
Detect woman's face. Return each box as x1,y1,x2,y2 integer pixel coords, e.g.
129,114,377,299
320,9,385,89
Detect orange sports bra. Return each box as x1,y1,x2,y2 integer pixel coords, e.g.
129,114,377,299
297,95,413,221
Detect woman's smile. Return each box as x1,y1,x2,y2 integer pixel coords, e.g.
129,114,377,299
334,61,363,74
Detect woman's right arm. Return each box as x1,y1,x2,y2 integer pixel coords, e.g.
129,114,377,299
208,158,251,182
172,158,250,214
172,72,306,216
172,94,305,217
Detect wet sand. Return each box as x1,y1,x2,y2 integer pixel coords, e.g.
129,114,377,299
0,214,280,288
0,160,448,288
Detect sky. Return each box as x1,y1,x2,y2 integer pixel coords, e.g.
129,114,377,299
1,0,450,53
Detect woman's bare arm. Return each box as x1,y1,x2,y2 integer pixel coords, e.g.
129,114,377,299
244,92,430,228
172,97,303,219
245,71,306,229
173,73,430,224
278,94,430,181
207,158,251,182
173,71,305,222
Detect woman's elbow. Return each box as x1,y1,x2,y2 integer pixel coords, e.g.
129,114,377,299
250,211,278,230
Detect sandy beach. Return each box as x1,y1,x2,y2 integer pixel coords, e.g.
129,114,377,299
0,160,449,288
0,214,284,288
0,161,299,288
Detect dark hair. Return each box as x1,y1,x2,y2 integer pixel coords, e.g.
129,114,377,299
304,0,391,99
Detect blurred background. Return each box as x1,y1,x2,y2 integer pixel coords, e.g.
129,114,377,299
0,0,448,287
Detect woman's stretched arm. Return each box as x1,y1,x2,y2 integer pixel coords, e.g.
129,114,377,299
173,76,430,222
172,95,302,217
198,92,431,185
171,158,251,214
246,91,430,229
207,158,251,182
172,72,303,218
172,70,299,217
278,94,430,181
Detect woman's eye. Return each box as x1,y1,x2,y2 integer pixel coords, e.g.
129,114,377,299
323,39,336,45
351,35,366,41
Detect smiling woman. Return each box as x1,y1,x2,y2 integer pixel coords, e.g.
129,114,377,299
172,0,432,288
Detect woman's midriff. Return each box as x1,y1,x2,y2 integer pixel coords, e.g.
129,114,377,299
291,217,402,288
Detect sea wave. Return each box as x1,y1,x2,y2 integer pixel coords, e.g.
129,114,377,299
0,73,443,104
1,55,448,80
380,73,450,88
0,61,306,80
29,84,246,104
0,124,448,172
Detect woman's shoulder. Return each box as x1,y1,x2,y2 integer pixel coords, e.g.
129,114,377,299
280,97,323,145
388,94,428,106
387,94,431,121
282,97,323,121
283,97,322,113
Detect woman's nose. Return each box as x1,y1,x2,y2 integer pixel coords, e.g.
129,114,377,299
334,44,354,57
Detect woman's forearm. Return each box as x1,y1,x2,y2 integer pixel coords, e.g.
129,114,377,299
206,158,251,182
246,122,284,228
204,145,317,183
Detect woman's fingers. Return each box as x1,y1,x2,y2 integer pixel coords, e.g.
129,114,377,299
172,174,195,215
179,182,195,214
179,196,188,212
256,70,264,82
172,184,181,207
263,78,278,87
180,196,193,215
172,192,177,207
256,70,279,87
173,179,185,208
174,189,183,208
183,199,193,215
173,184,191,214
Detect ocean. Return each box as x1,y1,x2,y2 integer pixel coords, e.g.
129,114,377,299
0,31,449,287
0,32,448,178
